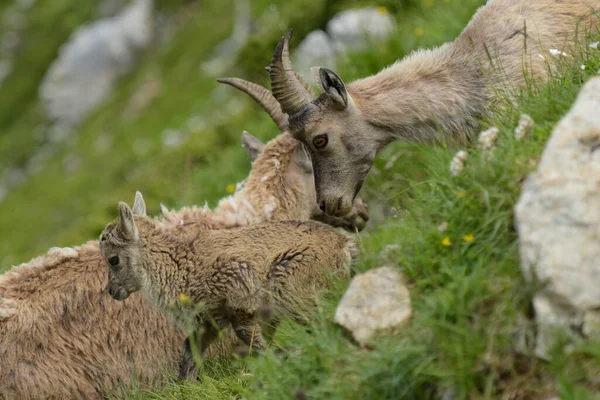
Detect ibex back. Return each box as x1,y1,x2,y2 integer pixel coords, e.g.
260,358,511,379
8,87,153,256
268,0,600,216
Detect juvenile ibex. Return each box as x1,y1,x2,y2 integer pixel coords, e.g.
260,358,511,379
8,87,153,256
268,1,600,216
100,193,356,380
0,81,368,398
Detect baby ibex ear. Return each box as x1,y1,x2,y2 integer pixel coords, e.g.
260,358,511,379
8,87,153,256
241,130,265,161
132,191,147,216
294,141,313,173
311,67,348,109
118,201,139,241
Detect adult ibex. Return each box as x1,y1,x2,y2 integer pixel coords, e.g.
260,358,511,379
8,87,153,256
268,1,600,216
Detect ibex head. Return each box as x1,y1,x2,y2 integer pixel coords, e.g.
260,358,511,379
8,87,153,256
268,29,379,217
100,192,147,301
217,75,369,230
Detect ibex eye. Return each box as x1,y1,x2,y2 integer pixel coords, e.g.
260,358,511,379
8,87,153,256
108,256,119,266
313,134,328,149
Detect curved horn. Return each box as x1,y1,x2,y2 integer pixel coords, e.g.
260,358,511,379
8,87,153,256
268,29,313,118
217,77,288,132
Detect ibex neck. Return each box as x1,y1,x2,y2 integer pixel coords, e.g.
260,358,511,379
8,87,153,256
349,43,490,145
138,229,190,308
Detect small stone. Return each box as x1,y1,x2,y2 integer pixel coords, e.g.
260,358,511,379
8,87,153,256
335,266,412,344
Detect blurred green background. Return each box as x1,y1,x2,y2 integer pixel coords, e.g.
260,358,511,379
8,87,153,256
2,0,600,397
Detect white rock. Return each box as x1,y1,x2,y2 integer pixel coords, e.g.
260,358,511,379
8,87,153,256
39,0,154,130
294,30,337,84
515,77,600,359
334,266,411,344
326,7,395,54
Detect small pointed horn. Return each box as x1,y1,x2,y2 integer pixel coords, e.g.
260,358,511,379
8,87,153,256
217,77,288,132
269,29,313,118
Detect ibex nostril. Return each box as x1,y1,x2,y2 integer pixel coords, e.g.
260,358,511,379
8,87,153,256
319,201,326,212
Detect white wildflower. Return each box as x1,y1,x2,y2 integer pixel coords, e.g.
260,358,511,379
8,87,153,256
537,54,545,60
450,150,468,176
478,127,499,149
590,41,599,49
581,65,586,71
514,114,534,140
549,49,568,57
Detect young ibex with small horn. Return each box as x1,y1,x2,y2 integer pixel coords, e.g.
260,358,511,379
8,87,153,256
101,193,356,380
0,79,368,399
268,0,600,217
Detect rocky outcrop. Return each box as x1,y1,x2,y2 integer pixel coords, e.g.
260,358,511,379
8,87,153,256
334,266,411,344
294,7,395,82
39,0,154,130
515,77,600,358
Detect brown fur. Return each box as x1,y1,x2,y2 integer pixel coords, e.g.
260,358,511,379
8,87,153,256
269,0,600,216
0,132,366,399
100,198,356,380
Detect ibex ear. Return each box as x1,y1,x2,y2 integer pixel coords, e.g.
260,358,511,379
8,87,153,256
294,141,313,173
311,67,348,109
132,191,146,216
118,201,139,241
241,130,265,161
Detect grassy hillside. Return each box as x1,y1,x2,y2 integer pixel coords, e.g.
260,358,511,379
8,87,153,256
1,0,600,398
130,45,600,400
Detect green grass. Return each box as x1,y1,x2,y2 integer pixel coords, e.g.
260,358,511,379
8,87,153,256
2,0,600,398
128,45,600,398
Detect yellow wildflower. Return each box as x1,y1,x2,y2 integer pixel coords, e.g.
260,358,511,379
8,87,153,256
441,236,451,247
415,27,424,37
456,191,465,198
463,234,474,243
226,183,236,194
178,293,189,302
377,6,388,14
